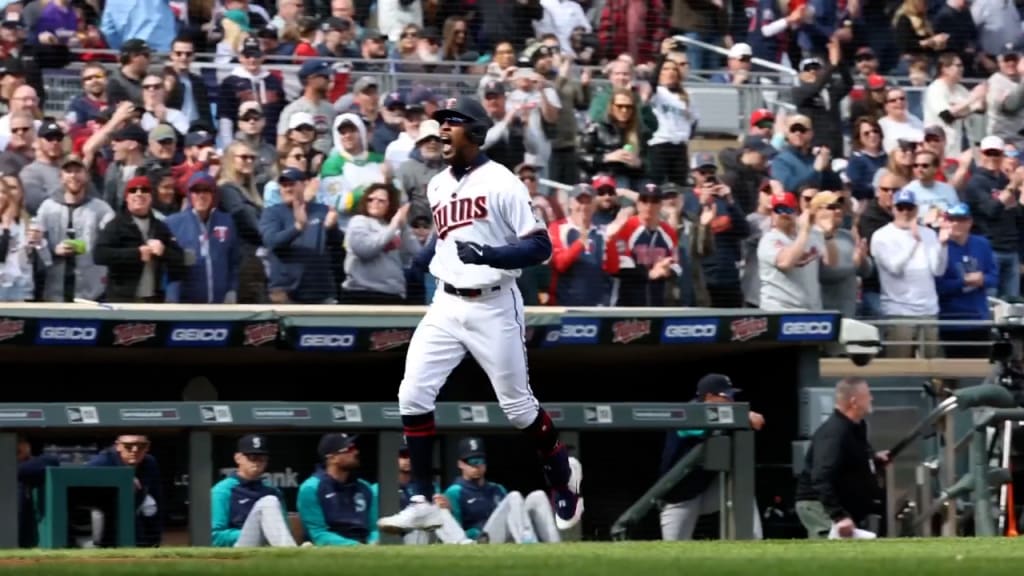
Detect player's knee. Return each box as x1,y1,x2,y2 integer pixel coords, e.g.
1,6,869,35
397,383,435,414
500,398,538,429
255,495,280,509
524,490,548,509
505,490,524,504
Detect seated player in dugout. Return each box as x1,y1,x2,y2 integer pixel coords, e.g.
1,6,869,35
211,435,297,548
298,433,379,546
658,374,765,541
375,442,470,545
441,437,561,544
17,434,60,548
84,434,162,547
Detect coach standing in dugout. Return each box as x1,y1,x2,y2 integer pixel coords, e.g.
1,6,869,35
795,378,890,539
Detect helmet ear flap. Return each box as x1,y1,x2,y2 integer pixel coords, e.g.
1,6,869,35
470,123,487,146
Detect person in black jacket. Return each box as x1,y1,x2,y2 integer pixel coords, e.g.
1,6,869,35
86,435,163,547
794,377,890,539
93,175,185,302
658,373,765,540
792,37,852,157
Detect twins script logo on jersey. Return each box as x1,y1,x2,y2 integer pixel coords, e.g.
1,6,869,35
0,319,25,343
369,329,413,352
212,226,230,242
432,196,489,239
730,317,768,342
611,320,651,344
112,323,157,346
243,322,278,347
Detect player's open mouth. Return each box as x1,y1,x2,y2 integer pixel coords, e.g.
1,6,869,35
440,134,453,155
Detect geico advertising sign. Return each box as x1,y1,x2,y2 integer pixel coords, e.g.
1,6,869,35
166,323,232,347
295,328,358,351
778,315,836,341
661,318,720,344
36,320,101,346
551,319,601,344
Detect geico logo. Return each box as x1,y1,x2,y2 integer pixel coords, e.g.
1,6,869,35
300,334,355,347
782,322,832,335
171,328,229,342
40,327,96,340
665,324,717,338
561,324,598,338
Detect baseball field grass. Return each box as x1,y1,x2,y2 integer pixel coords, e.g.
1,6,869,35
0,539,1022,575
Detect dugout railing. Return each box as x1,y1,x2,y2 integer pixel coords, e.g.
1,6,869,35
0,401,754,548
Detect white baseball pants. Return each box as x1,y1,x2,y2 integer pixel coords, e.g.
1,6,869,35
402,508,468,545
483,490,561,543
234,495,298,547
399,283,540,429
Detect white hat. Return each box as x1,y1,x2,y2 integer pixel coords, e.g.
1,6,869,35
728,43,752,60
980,135,1006,151
416,119,440,144
288,112,314,131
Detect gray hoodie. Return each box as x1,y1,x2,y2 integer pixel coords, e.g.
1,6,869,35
36,192,115,302
342,215,422,299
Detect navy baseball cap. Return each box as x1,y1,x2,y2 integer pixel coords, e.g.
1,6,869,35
893,189,916,207
432,97,491,129
638,182,664,201
187,172,216,191
184,131,214,148
318,433,358,457
241,36,262,58
237,434,269,455
278,167,307,184
690,151,717,171
696,373,741,399
946,202,971,218
458,437,486,461
298,59,332,82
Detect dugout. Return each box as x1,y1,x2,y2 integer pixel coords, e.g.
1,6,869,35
0,305,871,541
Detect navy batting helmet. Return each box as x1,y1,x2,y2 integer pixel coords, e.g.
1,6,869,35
433,96,492,146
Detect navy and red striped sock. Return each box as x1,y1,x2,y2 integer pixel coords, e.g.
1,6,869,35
402,412,436,499
524,409,570,488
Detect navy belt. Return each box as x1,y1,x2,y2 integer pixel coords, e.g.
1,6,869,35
443,283,501,298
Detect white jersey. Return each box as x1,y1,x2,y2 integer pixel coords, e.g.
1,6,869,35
427,159,544,288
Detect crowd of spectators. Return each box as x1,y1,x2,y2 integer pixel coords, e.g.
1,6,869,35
0,0,1022,357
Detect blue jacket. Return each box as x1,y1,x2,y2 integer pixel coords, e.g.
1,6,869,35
259,202,341,303
936,234,997,330
165,209,241,303
297,469,378,546
683,193,749,286
210,473,288,547
443,478,507,539
86,448,162,546
845,150,888,201
18,454,59,548
770,145,842,194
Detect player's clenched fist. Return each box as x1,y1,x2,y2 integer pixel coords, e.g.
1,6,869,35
455,240,493,265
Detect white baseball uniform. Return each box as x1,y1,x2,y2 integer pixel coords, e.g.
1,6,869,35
398,159,544,429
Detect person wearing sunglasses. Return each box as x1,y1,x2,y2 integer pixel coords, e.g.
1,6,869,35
791,38,851,158
770,114,842,195
93,174,185,302
869,189,950,358
84,434,163,547
757,190,837,311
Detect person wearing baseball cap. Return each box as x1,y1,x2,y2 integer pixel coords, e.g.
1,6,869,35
968,135,1021,299
164,172,241,304
718,43,753,85
218,38,287,146
297,433,380,546
440,437,561,543
658,373,765,541
757,186,837,311
772,113,844,194
279,59,336,154
869,188,950,357
548,182,611,306
210,435,297,548
934,202,996,357
395,119,444,224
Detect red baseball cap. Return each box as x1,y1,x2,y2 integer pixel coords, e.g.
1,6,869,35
591,174,616,191
866,74,886,90
770,191,798,212
750,108,775,127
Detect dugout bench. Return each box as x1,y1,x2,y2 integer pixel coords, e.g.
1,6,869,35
0,401,754,548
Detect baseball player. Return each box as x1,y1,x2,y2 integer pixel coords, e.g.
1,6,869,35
297,433,379,546
659,374,765,540
211,435,297,548
377,97,583,535
441,437,561,543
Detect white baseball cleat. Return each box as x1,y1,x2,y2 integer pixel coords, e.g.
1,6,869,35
377,495,445,534
553,456,584,531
